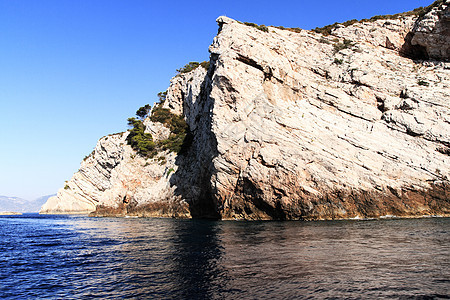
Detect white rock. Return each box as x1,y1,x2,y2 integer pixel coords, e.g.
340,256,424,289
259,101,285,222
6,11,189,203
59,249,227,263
42,5,450,220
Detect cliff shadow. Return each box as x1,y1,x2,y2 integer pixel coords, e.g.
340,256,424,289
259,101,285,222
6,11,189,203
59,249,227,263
399,32,429,60
169,55,221,219
399,4,450,62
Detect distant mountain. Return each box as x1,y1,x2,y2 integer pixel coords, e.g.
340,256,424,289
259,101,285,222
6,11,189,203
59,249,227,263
0,196,28,212
0,195,56,213
31,195,56,212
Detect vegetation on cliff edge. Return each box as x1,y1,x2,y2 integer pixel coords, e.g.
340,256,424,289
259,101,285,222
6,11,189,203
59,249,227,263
126,117,156,158
126,90,191,158
241,22,269,32
176,61,210,74
313,0,445,36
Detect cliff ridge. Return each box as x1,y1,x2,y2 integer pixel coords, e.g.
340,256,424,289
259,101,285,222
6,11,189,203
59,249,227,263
41,2,450,220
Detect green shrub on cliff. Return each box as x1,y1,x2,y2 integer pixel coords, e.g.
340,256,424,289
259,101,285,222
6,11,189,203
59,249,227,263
176,61,210,74
136,104,151,120
150,91,188,135
158,131,186,153
157,91,167,105
126,117,156,158
313,23,338,36
150,105,190,153
243,22,269,32
177,62,200,74
150,106,171,124
126,90,192,158
333,39,355,53
200,61,210,70
313,0,444,36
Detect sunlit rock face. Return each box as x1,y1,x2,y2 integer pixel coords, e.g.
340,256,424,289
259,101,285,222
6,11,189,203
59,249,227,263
41,3,450,220
39,132,188,217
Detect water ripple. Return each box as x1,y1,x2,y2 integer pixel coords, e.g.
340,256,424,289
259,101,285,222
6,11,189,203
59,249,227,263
0,215,448,299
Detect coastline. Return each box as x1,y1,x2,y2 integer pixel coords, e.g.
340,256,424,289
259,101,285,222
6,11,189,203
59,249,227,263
0,212,22,216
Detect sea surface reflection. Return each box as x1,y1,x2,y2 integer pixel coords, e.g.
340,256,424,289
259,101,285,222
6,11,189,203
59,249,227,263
0,214,448,299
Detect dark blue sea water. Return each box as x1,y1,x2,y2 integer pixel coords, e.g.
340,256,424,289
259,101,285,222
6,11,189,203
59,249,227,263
0,214,448,299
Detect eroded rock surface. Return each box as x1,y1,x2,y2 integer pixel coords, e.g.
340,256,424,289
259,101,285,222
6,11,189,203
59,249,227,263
40,131,189,217
402,1,450,60
41,4,450,220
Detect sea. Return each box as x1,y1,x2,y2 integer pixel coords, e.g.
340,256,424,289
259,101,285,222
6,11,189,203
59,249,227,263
0,214,448,299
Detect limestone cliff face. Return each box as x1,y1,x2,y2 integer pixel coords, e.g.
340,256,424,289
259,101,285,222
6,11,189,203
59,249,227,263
40,132,187,216
42,3,450,220
40,67,211,217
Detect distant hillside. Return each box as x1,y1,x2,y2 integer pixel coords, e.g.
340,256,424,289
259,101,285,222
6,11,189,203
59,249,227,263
0,195,55,213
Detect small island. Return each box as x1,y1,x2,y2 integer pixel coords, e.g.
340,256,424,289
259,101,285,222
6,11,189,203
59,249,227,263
0,212,22,216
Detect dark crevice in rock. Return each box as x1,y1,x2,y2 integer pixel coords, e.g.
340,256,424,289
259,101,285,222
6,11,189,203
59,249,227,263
400,32,430,60
216,20,226,35
178,129,194,155
207,54,219,79
387,186,401,198
399,89,409,99
221,176,285,220
350,80,371,88
437,146,450,155
383,122,424,139
376,151,399,160
406,127,423,138
397,100,417,111
264,67,273,81
311,67,331,79
376,96,387,112
332,105,374,122
241,177,288,220
236,54,264,72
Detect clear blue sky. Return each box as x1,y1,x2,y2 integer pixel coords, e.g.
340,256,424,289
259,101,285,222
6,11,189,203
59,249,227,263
0,0,433,199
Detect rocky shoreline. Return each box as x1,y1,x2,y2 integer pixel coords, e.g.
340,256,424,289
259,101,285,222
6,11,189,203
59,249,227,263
41,1,450,220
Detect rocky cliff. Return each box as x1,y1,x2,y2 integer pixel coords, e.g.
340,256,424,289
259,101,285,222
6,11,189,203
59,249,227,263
41,1,450,220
